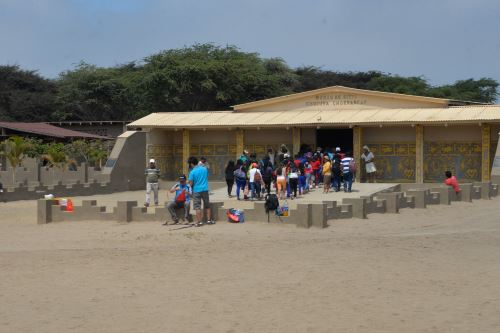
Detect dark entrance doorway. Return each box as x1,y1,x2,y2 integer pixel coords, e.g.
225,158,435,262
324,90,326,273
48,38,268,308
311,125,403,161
316,128,353,153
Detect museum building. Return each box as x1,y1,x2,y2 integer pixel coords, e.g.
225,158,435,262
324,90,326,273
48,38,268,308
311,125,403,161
128,86,500,183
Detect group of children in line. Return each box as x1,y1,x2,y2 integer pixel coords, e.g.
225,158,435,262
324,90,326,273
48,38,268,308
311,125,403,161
224,145,358,201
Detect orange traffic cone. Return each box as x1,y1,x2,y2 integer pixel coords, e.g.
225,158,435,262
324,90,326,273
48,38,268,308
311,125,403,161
66,199,74,212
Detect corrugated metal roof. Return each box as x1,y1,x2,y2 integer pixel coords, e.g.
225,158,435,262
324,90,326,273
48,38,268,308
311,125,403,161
128,105,500,129
0,122,109,139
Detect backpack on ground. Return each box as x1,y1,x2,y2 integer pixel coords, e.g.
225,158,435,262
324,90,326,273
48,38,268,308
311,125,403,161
227,208,245,223
264,194,280,222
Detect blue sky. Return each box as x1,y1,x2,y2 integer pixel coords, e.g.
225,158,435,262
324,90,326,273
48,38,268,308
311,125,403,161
1,0,499,87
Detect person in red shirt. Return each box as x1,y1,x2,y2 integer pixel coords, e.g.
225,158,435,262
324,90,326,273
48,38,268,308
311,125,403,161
310,156,321,188
444,171,461,194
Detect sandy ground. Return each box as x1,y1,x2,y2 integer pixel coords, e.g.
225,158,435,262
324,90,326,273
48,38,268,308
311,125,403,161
1,186,500,332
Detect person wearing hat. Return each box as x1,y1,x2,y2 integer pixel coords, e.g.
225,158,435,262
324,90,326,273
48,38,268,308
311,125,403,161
361,145,377,183
144,159,160,207
164,174,192,225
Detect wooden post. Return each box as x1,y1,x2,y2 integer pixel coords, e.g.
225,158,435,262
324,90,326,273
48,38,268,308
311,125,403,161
182,129,190,176
292,128,301,156
415,125,424,183
482,124,491,181
236,129,244,160
353,126,362,182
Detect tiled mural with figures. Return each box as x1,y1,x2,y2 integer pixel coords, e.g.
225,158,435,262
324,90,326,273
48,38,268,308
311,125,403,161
423,142,482,182
367,143,416,182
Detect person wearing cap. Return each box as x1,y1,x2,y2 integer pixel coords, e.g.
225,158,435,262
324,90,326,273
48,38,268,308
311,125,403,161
164,175,192,225
361,145,377,183
144,159,160,207
248,162,264,200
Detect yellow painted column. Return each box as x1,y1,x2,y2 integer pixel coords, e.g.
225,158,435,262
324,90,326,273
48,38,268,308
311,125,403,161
415,125,424,183
182,129,190,176
353,126,362,181
482,124,491,182
236,129,244,160
292,127,301,156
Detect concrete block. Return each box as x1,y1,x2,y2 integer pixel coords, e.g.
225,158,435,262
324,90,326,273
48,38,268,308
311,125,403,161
117,201,137,222
342,198,367,219
310,203,327,228
427,191,441,205
322,200,339,219
37,199,56,224
406,189,428,208
338,204,353,219
474,182,491,200
82,200,97,207
431,186,452,205
209,201,224,221
491,183,498,197
375,192,400,213
295,203,311,228
458,183,472,202
472,185,482,200
361,195,386,214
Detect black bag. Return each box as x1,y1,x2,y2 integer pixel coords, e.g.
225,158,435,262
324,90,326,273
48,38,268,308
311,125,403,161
264,194,280,222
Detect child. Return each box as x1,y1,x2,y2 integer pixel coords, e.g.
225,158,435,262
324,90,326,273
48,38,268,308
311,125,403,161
444,171,461,194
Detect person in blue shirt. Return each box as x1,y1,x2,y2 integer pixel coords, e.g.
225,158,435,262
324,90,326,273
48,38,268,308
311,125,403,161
187,156,214,227
164,174,192,225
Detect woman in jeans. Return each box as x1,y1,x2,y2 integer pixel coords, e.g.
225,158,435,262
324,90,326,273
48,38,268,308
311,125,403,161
224,160,236,198
233,165,247,200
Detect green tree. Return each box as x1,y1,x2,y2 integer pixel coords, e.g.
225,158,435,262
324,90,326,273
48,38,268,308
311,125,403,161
429,78,499,103
88,140,108,170
367,75,431,96
0,65,58,121
138,44,298,114
54,62,138,121
1,136,30,184
294,66,383,92
43,142,70,182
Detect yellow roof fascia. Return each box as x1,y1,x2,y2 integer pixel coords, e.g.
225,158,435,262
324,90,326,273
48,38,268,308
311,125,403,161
232,85,450,111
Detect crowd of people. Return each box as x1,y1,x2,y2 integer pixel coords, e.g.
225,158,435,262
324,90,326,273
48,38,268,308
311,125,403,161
224,144,360,201
144,145,367,226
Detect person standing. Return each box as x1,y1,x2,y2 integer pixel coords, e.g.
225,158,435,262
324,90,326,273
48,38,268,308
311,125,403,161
164,174,192,225
288,163,299,199
225,160,236,198
341,152,355,192
322,156,332,194
187,156,214,227
144,159,160,207
262,160,274,195
332,153,343,192
311,155,321,188
234,165,247,200
275,167,287,199
249,163,263,200
361,145,377,183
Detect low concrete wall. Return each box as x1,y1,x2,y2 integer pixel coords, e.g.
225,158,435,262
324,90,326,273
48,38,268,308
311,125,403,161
37,180,499,228
2,180,112,202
